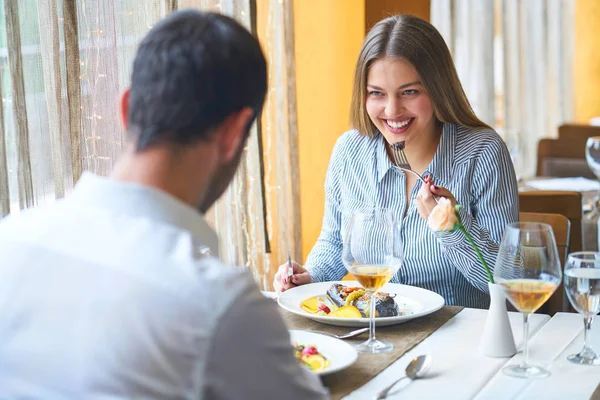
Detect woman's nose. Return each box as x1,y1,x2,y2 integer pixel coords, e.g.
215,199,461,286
385,98,404,117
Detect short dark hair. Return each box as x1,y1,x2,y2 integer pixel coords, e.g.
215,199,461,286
128,10,267,151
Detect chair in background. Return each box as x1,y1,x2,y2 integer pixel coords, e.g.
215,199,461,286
518,190,582,254
535,124,600,178
558,123,600,142
536,137,594,178
519,212,571,315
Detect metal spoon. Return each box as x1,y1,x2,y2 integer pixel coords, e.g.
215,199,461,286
308,327,369,340
374,354,432,399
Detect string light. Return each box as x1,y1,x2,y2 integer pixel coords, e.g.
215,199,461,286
264,0,275,246
82,9,104,173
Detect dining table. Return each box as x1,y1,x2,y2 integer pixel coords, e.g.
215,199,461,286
342,308,600,399
519,176,598,207
264,289,600,400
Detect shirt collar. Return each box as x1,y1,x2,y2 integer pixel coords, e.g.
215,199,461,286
70,173,220,257
375,122,456,184
376,133,395,182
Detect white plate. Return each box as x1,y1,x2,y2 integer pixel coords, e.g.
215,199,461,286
278,281,445,327
289,330,358,376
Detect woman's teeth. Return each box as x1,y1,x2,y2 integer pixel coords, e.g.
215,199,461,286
386,118,412,129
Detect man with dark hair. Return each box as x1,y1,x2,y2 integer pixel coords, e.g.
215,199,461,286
0,10,328,399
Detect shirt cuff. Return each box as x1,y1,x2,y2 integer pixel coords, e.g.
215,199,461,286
436,207,474,249
305,264,325,282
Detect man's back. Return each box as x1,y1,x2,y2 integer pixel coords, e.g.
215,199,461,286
0,174,327,399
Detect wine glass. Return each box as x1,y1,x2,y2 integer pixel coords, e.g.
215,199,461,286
341,208,403,354
494,222,562,378
585,138,600,250
564,252,600,365
586,137,600,199
586,137,600,179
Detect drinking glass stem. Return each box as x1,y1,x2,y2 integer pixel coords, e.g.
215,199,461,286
521,313,530,369
583,315,594,353
369,291,376,342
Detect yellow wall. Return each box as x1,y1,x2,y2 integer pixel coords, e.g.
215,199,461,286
575,0,600,122
366,0,430,32
294,0,365,260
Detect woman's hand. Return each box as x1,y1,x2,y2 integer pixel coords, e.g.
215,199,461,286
273,260,313,293
416,175,457,221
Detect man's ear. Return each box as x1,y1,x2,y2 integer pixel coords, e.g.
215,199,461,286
218,107,254,162
120,89,131,131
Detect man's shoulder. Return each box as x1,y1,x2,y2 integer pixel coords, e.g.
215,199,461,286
191,258,255,291
0,200,66,238
183,257,262,311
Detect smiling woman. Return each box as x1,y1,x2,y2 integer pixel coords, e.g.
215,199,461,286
274,14,519,310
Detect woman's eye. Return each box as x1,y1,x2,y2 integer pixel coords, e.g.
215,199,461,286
368,91,383,97
403,89,418,96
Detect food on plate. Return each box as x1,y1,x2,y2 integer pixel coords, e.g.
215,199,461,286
327,283,400,317
299,283,401,318
328,305,362,318
294,343,330,372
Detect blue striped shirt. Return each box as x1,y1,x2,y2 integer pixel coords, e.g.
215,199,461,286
305,123,519,308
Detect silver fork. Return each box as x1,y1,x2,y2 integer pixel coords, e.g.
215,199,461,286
308,327,369,340
390,142,439,204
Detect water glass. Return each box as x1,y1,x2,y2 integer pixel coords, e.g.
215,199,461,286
564,252,600,366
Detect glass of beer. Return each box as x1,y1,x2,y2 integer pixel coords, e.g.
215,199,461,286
495,222,562,378
341,209,403,354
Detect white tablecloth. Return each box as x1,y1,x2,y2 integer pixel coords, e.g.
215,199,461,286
345,309,600,399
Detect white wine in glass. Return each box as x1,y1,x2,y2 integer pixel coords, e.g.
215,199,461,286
501,280,558,314
564,252,600,366
342,209,402,354
495,222,562,379
348,265,396,292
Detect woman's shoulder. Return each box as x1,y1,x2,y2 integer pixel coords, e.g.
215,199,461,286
452,124,509,160
331,129,380,158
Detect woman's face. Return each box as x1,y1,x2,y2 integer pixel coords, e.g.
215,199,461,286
365,57,436,146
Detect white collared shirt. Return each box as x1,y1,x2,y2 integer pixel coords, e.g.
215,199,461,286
0,173,327,399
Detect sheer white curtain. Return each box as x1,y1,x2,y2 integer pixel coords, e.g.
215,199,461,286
0,0,168,215
0,0,300,290
431,0,575,178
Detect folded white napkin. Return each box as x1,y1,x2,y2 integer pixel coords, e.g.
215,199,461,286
524,177,599,192
261,291,279,300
